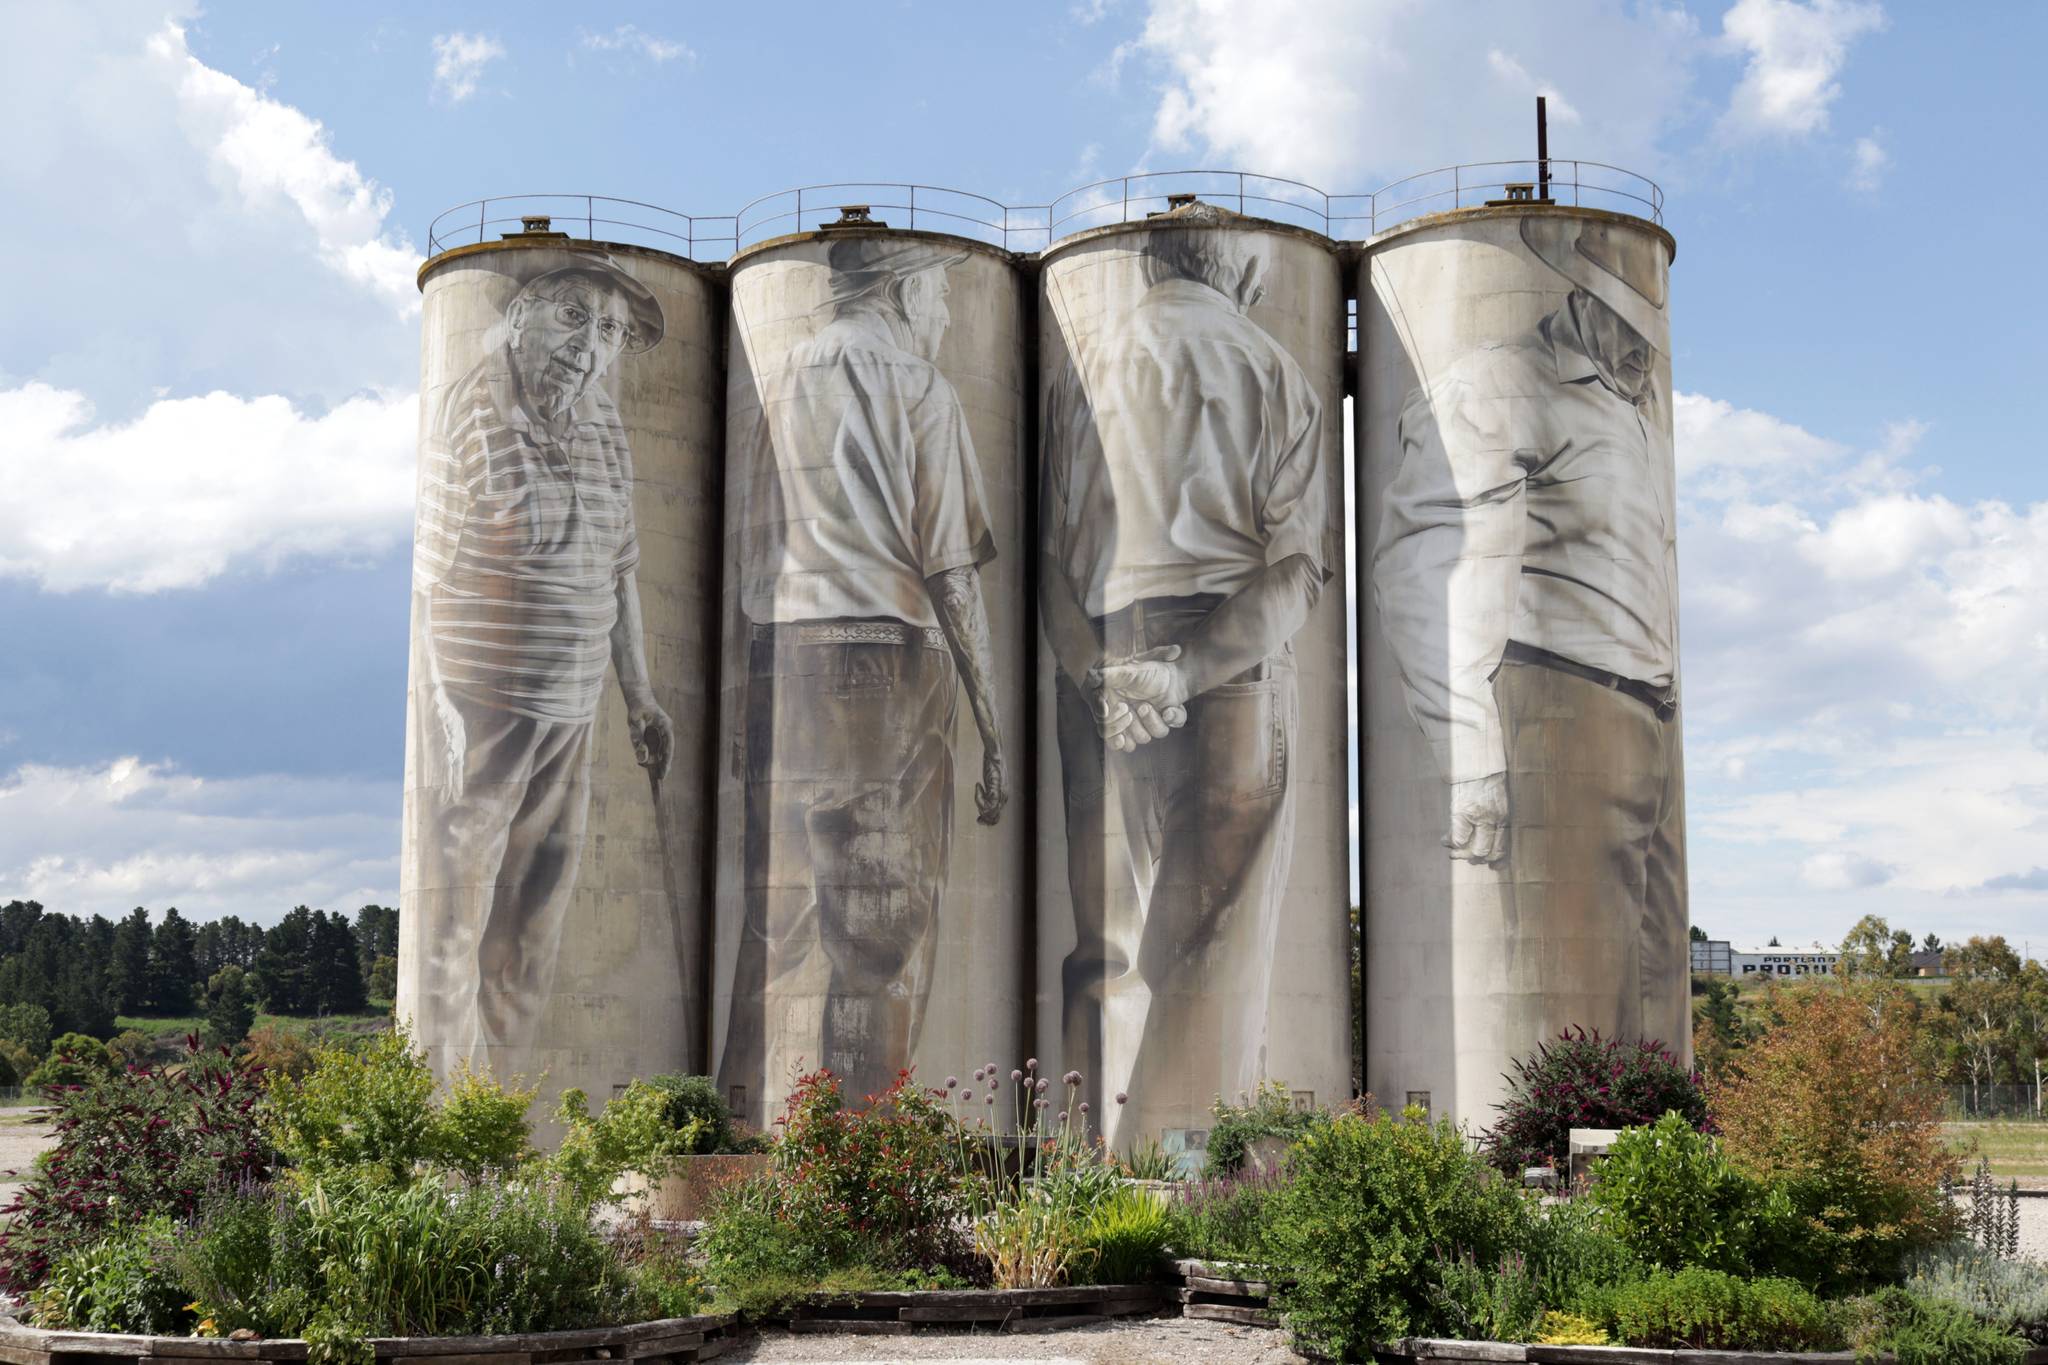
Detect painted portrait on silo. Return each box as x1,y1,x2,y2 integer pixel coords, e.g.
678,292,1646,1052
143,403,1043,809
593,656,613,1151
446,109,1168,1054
1038,203,1352,1139
401,242,720,1104
716,232,1025,1121
1366,209,1688,1096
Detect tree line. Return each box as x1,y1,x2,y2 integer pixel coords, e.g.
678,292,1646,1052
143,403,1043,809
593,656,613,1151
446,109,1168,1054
1695,914,2048,1116
0,900,399,1046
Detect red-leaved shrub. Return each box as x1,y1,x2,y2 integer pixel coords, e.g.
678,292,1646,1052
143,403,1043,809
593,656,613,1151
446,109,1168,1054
1482,1026,1710,1176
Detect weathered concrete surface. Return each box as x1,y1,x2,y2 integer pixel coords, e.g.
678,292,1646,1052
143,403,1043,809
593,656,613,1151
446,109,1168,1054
399,240,723,1119
712,230,1028,1127
1356,206,1687,1130
1035,211,1353,1145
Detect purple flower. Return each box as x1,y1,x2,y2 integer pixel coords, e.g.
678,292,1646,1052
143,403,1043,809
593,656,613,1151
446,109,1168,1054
1063,1070,1082,1086
1079,1101,1090,1113
1026,1057,1039,1071
1011,1069,1024,1083
1036,1078,1050,1093
1115,1092,1129,1105
961,1088,973,1101
945,1075,959,1090
1056,1111,1068,1123
984,1093,995,1105
1035,1098,1048,1110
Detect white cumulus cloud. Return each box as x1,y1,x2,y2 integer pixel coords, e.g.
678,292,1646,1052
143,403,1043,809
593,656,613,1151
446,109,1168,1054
0,757,397,923
151,21,419,312
0,381,417,593
1719,0,1886,140
1848,131,1889,191
431,31,504,103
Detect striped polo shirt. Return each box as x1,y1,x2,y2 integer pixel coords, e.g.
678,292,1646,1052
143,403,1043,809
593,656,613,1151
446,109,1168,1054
414,346,640,723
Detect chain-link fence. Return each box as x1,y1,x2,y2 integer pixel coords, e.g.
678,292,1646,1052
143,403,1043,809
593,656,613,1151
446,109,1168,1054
1946,1084,2047,1119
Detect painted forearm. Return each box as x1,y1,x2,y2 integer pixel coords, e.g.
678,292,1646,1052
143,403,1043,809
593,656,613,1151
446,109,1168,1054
928,565,1003,753
610,572,656,706
1176,554,1324,696
1037,551,1102,688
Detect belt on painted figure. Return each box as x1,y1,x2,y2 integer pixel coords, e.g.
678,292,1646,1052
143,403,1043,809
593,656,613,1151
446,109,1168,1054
1502,640,1678,721
750,617,948,652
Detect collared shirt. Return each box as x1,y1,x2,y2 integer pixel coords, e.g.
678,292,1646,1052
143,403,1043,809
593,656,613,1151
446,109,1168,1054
1044,277,1329,616
414,345,639,724
737,308,994,629
1374,297,1679,785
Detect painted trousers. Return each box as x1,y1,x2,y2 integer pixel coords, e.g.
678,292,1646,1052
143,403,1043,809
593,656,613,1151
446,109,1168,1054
719,619,959,1115
1497,659,1690,1056
1056,597,1299,1124
413,700,594,1070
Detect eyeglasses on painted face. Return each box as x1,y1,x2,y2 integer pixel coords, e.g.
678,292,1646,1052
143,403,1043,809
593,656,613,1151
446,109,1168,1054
549,299,631,348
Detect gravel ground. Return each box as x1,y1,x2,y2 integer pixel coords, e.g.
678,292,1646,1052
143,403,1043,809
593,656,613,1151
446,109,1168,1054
722,1317,1307,1364
0,1115,53,1212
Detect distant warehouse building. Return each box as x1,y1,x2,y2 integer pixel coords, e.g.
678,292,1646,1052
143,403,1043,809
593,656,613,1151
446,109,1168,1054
1691,941,1839,978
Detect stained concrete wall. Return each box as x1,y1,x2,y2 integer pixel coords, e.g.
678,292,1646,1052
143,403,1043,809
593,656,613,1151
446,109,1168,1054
1035,208,1353,1146
398,239,722,1114
1356,206,1688,1129
711,230,1028,1127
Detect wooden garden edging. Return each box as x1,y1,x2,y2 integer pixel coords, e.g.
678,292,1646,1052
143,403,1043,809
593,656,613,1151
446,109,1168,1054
1173,1257,1279,1328
765,1283,1173,1335
0,1313,742,1365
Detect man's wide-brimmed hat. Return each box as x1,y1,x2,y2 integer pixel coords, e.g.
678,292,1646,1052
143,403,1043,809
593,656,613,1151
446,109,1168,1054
513,256,666,354
1520,215,1668,357
824,237,968,307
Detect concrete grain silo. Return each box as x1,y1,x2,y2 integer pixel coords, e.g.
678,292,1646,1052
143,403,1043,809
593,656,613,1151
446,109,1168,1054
398,222,724,1114
1035,202,1353,1147
1354,203,1687,1128
711,224,1030,1127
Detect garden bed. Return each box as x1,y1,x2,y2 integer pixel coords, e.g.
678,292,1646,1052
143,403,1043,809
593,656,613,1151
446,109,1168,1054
0,1312,742,1365
764,1283,1173,1335
1381,1342,2048,1363
1175,1257,1280,1328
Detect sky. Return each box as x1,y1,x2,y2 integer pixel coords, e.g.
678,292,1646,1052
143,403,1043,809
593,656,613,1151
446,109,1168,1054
1,0,2044,954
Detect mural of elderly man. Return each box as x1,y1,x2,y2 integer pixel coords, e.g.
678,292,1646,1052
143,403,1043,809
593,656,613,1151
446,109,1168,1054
1373,215,1688,1050
412,257,674,1064
721,236,1005,1108
1041,205,1330,1118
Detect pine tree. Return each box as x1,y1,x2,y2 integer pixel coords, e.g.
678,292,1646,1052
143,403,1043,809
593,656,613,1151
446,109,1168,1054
253,907,318,1016
109,907,153,1015
203,965,256,1046
149,907,199,1015
313,910,367,1014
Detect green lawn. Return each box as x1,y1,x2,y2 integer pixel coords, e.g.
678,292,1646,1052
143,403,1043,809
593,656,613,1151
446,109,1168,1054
115,1003,394,1038
1946,1119,2048,1184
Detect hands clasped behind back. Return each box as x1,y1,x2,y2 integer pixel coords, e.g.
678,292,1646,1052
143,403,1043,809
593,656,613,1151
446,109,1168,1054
1089,644,1192,752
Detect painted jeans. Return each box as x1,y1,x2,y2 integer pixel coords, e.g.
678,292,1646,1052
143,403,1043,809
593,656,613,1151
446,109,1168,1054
719,619,959,1117
1056,597,1299,1126
1496,659,1690,1055
412,701,594,1074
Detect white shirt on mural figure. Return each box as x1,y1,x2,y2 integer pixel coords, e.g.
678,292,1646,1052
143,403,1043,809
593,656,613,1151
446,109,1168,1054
1375,285,1679,790
737,268,995,629
1045,275,1327,615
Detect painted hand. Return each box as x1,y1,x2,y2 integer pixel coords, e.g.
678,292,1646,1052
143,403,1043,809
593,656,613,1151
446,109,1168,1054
434,688,467,801
976,748,1007,825
1445,773,1510,864
1098,645,1191,752
628,697,674,782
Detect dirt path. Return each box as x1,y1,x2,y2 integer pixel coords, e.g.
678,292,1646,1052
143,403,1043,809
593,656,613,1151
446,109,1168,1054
724,1317,1307,1364
0,1112,54,1211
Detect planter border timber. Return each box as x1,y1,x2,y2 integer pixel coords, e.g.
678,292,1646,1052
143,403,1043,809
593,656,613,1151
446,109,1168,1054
1173,1257,1280,1328
0,1314,742,1365
763,1283,1174,1334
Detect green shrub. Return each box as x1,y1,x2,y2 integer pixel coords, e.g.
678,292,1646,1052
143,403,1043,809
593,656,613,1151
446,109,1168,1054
1859,1286,2028,1365
0,1036,271,1291
431,1062,536,1181
605,1212,704,1319
1204,1080,1325,1177
1482,1026,1710,1175
1905,1243,2048,1346
1118,1135,1177,1181
1591,1112,1797,1275
178,1169,641,1347
1074,1184,1171,1285
1601,1267,1839,1351
698,1176,833,1290
1520,1194,1645,1318
0,1002,53,1061
25,1032,115,1091
29,1217,190,1333
1425,1252,1545,1342
546,1081,711,1211
262,1029,438,1180
1263,1110,1531,1357
1165,1169,1286,1263
644,1073,733,1155
1535,1309,1609,1344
